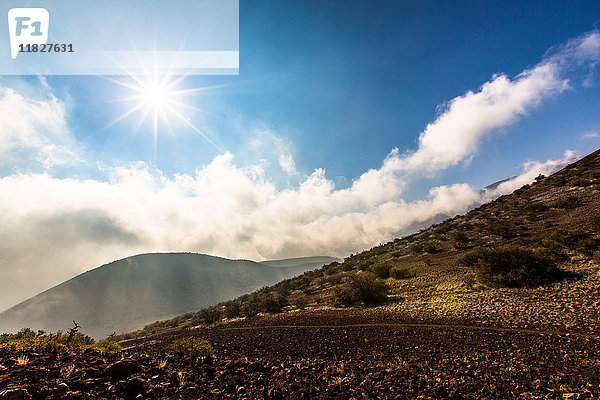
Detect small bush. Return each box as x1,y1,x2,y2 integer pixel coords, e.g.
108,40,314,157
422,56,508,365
459,246,563,288
290,294,309,310
240,299,260,318
588,215,600,232
357,260,375,271
89,340,122,353
485,219,520,238
410,242,438,254
332,286,357,307
199,308,223,325
0,328,113,355
351,274,389,304
224,300,242,319
258,295,285,314
453,231,469,243
594,250,600,266
452,231,470,249
390,266,413,280
523,201,548,213
542,229,598,256
170,337,214,358
368,263,392,279
547,229,589,247
331,273,389,306
341,262,354,271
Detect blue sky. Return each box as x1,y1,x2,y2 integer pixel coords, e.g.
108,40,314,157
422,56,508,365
0,0,599,309
22,1,600,191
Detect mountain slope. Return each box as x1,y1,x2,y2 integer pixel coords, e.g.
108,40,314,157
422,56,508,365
0,253,338,338
127,148,600,338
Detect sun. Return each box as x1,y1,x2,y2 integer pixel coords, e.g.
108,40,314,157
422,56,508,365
103,73,225,158
142,83,169,107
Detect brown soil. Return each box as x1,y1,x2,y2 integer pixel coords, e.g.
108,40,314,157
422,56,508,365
2,309,600,399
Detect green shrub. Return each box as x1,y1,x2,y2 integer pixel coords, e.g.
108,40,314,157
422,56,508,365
331,273,389,306
0,328,111,355
546,229,589,247
368,263,392,279
332,286,357,307
594,250,600,266
589,216,600,232
199,308,222,325
424,243,438,253
453,231,469,243
459,246,563,288
89,340,122,353
324,264,340,275
240,300,260,318
290,294,309,310
542,229,598,256
390,266,414,280
341,262,354,271
452,231,470,249
224,300,242,319
258,295,285,314
523,201,548,213
352,273,389,304
410,242,438,254
170,337,214,358
357,259,375,271
485,219,520,238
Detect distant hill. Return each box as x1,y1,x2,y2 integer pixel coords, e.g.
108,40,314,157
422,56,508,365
0,253,338,338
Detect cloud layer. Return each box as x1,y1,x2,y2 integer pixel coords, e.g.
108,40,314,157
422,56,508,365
0,31,597,310
0,81,81,172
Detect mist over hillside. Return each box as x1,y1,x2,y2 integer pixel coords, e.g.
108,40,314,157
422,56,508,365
0,253,338,338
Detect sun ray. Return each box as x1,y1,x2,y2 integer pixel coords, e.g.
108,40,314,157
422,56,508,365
104,71,227,153
165,103,222,150
103,102,147,130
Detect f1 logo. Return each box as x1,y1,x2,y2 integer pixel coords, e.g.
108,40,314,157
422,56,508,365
7,8,49,59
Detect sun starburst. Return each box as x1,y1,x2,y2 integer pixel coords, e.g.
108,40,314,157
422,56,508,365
103,71,226,159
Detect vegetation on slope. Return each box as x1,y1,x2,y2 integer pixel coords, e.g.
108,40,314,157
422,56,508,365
114,149,600,340
0,327,121,355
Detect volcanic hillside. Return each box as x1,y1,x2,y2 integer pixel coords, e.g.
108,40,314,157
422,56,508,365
124,148,600,337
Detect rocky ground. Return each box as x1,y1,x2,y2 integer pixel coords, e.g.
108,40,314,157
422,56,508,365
1,309,600,399
384,256,600,336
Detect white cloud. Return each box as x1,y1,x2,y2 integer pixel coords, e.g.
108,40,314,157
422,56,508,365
0,83,82,171
387,30,599,174
278,153,297,175
581,131,599,140
245,129,299,177
482,150,580,198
